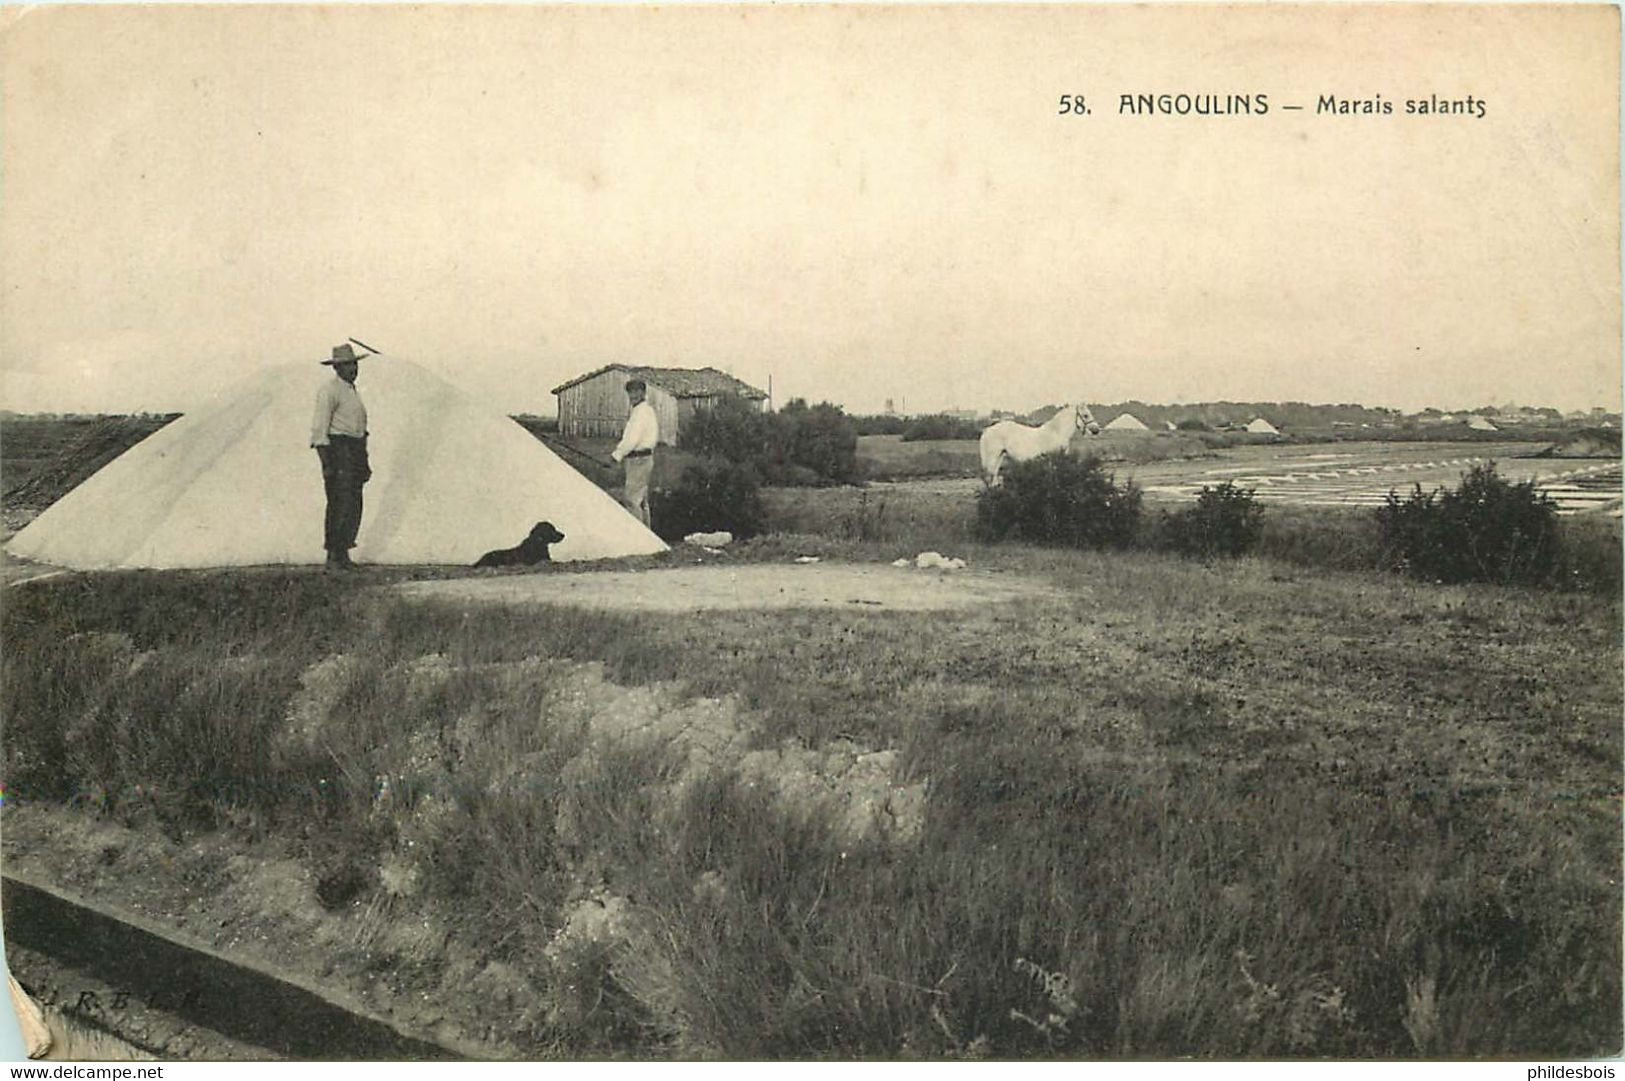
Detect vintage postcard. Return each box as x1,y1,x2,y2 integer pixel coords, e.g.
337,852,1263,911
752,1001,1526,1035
0,3,1618,1069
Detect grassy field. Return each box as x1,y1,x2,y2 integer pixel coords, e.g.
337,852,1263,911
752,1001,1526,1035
3,533,1619,1058
1,417,1619,1058
1,416,176,510
857,436,982,479
762,482,1622,592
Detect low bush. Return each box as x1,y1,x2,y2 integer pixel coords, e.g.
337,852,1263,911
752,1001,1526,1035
680,394,773,467
680,395,860,486
777,399,861,485
1376,462,1563,586
975,451,1141,549
1163,482,1266,558
650,462,767,542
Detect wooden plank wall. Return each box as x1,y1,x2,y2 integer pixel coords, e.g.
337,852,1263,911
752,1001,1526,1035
557,370,678,443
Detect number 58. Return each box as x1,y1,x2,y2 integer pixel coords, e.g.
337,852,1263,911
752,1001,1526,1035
1057,94,1087,115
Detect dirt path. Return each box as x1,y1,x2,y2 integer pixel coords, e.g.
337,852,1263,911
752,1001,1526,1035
394,561,1061,612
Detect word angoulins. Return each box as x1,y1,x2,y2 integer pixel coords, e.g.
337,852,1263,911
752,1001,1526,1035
1119,93,1269,116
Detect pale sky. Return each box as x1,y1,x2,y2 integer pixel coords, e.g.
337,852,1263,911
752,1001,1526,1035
0,4,1618,416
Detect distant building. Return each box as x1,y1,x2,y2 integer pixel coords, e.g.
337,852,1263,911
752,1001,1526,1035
1103,412,1150,431
1465,415,1498,432
551,365,767,441
1245,418,1281,435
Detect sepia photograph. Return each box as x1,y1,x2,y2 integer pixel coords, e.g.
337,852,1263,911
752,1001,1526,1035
0,1,1619,1065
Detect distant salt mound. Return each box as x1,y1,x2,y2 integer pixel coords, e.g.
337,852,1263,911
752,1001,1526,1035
7,359,667,569
1536,428,1621,459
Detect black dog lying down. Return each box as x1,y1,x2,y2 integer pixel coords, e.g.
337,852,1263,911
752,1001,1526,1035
474,521,566,568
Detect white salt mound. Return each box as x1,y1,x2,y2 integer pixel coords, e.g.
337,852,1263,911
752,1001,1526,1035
7,358,667,569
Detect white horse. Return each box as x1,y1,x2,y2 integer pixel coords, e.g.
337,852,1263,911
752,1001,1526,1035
979,403,1101,484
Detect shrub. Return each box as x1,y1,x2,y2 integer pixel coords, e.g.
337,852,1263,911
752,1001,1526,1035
773,399,861,485
1375,462,1563,586
1164,482,1266,558
679,395,860,485
901,414,983,442
650,462,766,542
679,394,773,466
975,451,1141,549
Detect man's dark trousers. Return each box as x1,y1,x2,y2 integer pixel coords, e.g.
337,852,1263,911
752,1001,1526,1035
316,435,369,556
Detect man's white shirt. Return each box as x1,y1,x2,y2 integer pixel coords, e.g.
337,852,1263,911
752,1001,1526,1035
612,400,660,461
311,376,368,446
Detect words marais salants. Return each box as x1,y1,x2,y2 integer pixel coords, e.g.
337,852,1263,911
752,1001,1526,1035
1315,93,1488,118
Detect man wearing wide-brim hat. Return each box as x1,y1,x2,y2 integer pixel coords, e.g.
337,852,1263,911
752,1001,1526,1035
310,343,371,569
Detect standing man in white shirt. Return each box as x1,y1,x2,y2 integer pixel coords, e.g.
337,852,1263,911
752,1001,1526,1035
610,377,658,528
310,343,371,569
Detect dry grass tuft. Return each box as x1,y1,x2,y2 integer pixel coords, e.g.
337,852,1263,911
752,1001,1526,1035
3,542,1618,1058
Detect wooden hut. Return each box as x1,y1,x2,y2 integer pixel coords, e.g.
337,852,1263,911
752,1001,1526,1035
551,365,769,442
